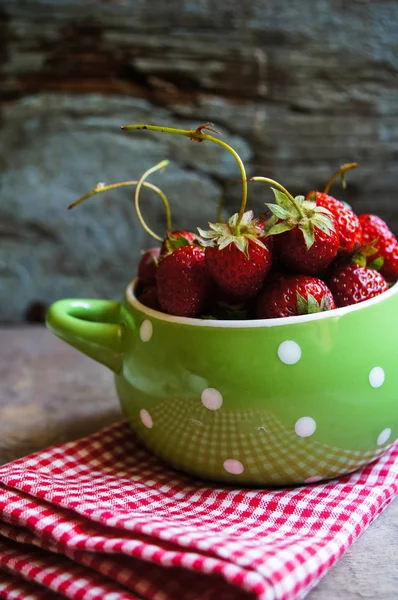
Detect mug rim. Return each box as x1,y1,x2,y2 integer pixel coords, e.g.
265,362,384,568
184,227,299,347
126,279,398,328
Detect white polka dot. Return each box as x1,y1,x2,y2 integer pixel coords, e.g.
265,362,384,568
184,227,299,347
201,388,223,410
305,475,323,484
140,409,153,429
295,416,317,438
223,459,244,475
278,341,301,365
140,320,153,342
369,367,385,388
377,428,391,446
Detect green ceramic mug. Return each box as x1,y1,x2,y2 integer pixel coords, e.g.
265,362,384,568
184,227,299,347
46,281,398,485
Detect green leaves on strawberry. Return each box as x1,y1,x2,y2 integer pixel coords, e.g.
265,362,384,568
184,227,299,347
160,230,197,256
296,291,333,314
251,176,340,274
350,240,380,269
198,210,266,257
265,188,336,250
198,211,273,298
261,188,340,275
256,273,336,319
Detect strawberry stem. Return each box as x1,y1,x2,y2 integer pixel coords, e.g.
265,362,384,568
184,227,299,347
323,162,359,194
121,123,248,226
68,174,172,236
135,160,170,242
251,176,305,218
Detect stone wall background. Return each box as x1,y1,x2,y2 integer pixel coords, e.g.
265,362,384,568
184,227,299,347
1,0,398,322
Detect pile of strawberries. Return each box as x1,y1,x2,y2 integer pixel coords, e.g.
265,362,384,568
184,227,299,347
71,122,398,320
136,201,397,319
135,171,398,320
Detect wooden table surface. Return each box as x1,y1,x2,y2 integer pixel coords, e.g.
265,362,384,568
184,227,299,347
1,326,397,599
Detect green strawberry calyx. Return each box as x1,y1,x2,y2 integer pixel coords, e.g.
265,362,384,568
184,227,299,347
264,188,336,250
162,233,194,256
296,292,332,315
197,210,266,257
351,239,383,270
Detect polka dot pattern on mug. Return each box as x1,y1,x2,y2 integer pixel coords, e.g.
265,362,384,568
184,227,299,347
305,475,323,484
223,459,244,475
140,320,153,342
140,409,153,429
377,428,391,446
295,416,316,438
369,367,385,388
278,341,301,365
201,388,223,410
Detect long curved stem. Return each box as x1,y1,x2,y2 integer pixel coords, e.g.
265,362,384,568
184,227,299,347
68,181,172,232
324,162,359,194
251,176,305,218
68,168,172,236
134,160,170,241
121,123,248,225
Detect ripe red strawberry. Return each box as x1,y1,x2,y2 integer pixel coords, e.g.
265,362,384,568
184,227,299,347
274,224,339,275
206,239,272,298
199,211,273,298
358,214,396,251
156,245,210,317
137,247,160,286
137,286,161,311
380,244,398,282
250,180,340,275
327,263,388,307
307,192,362,253
161,230,197,256
256,273,335,319
358,214,398,280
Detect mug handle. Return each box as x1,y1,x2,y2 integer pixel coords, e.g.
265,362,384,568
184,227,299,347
46,299,124,373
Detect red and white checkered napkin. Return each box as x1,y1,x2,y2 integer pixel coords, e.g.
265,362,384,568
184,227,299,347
0,422,397,600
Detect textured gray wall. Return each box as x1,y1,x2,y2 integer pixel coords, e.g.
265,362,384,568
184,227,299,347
1,0,398,321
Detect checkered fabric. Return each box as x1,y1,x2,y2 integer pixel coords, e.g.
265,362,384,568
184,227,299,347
0,572,59,600
0,421,397,600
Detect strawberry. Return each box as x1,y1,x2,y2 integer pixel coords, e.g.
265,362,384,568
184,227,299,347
358,214,398,280
161,230,197,256
305,163,361,253
137,247,161,286
251,178,339,275
256,273,335,319
205,240,272,298
137,286,161,311
380,244,398,282
327,263,388,307
199,211,273,298
156,245,210,317
307,192,362,253
274,224,339,275
359,214,396,248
